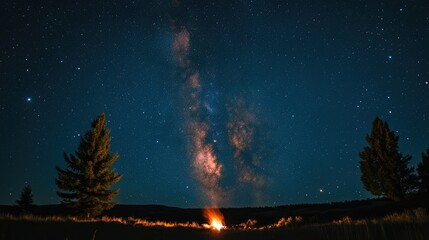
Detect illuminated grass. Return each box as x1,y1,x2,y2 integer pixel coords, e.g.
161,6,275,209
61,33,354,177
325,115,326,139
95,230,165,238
0,209,428,239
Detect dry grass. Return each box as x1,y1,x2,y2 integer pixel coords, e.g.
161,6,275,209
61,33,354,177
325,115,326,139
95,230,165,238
381,208,428,223
1,208,427,229
0,213,66,222
0,213,303,230
129,217,202,228
324,208,429,240
1,209,428,240
332,208,428,225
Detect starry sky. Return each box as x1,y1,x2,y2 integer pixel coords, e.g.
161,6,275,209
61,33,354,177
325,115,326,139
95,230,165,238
1,0,428,208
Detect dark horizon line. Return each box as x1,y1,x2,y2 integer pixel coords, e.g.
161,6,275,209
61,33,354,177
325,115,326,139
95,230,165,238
0,197,386,210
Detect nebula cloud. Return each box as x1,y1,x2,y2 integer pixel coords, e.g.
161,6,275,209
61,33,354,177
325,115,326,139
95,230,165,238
170,1,267,207
172,29,190,68
171,25,225,207
227,98,267,204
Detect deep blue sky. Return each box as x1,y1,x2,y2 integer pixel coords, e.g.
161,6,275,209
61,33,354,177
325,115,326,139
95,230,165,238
1,0,428,207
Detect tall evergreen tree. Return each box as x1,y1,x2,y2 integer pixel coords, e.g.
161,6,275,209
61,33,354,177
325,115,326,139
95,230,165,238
16,185,34,212
56,113,122,217
417,148,429,193
359,117,416,201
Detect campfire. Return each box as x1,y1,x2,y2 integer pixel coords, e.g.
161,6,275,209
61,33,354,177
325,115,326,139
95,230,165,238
202,208,225,231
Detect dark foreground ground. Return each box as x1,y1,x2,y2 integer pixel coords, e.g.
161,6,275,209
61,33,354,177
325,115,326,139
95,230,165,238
1,218,428,240
1,197,429,240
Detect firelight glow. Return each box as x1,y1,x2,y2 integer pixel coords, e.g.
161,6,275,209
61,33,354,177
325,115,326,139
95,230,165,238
203,208,225,231
210,218,224,231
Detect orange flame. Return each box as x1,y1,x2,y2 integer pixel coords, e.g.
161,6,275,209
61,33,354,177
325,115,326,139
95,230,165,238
203,208,225,231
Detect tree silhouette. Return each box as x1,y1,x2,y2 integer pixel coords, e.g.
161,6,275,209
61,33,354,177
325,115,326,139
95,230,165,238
417,148,429,194
16,185,34,212
359,117,416,201
56,113,122,217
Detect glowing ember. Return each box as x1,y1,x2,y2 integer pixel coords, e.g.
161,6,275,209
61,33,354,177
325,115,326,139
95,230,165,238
210,218,224,231
203,208,225,231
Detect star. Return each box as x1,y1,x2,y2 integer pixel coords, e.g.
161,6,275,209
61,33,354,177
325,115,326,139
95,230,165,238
27,97,32,102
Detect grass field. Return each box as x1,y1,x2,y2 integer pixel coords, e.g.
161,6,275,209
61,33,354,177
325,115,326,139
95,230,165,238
1,208,428,240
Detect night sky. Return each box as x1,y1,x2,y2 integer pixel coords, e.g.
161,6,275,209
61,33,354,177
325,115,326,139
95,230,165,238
1,0,428,208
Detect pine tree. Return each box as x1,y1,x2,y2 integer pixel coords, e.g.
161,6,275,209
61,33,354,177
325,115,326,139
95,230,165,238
417,148,429,193
16,185,34,212
56,113,122,217
359,117,416,201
